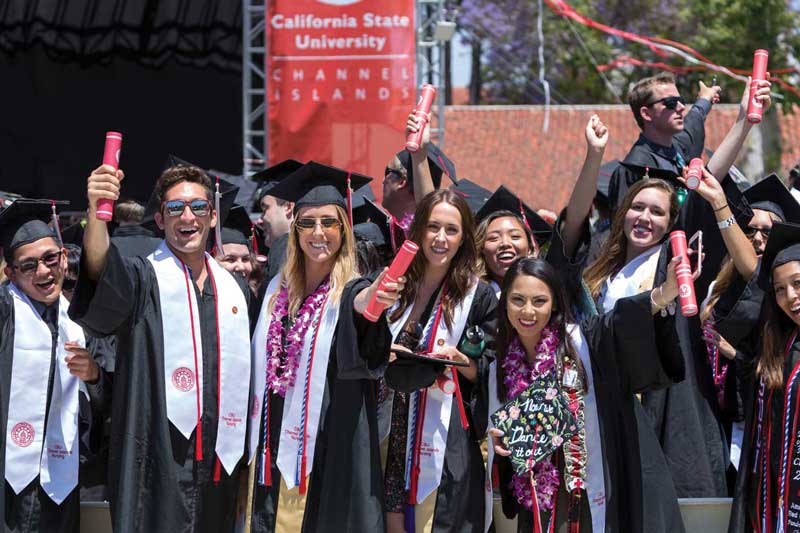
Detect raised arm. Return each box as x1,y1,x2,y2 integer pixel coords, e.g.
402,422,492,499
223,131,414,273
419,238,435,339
679,167,757,278
561,115,608,257
84,164,123,280
706,77,772,181
405,112,435,201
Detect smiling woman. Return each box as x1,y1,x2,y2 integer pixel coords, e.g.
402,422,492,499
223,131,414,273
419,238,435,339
248,160,405,533
380,189,498,533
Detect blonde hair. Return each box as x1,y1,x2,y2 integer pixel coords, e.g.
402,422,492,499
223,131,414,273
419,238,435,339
274,204,357,317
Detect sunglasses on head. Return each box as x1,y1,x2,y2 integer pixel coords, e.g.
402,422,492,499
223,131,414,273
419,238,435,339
646,95,685,110
295,217,341,232
14,250,62,275
162,199,212,218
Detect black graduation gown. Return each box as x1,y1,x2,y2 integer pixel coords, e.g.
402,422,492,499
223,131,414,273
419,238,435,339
607,97,711,212
110,224,162,258
250,276,392,533
637,182,754,498
385,280,498,533
0,289,108,533
68,242,251,533
712,262,776,533
265,233,289,284
545,215,685,530
489,291,685,532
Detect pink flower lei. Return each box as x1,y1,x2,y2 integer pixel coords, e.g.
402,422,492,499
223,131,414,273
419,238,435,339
501,325,561,511
265,277,330,397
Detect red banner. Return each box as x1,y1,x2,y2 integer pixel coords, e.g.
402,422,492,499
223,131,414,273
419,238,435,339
266,0,416,186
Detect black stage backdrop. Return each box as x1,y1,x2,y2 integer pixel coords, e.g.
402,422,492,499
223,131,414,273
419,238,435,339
0,1,242,211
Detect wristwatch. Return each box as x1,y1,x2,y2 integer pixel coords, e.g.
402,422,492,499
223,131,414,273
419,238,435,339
717,215,736,229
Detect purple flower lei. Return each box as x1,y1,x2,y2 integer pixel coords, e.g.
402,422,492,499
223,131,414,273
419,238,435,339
265,277,330,397
501,325,561,511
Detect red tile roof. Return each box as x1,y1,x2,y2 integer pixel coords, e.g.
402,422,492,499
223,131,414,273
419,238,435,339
443,104,798,212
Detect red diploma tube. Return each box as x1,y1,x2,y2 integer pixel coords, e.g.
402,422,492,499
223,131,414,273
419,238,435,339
405,85,437,152
685,158,703,190
363,240,419,322
96,131,123,221
747,49,769,124
669,231,698,317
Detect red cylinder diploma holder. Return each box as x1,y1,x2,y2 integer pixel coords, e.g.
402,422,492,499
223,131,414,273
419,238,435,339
685,158,704,190
405,85,436,152
96,131,123,221
747,49,769,124
669,230,703,317
363,240,419,322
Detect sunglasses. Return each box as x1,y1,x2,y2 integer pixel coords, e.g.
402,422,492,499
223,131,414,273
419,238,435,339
746,226,771,239
645,95,685,110
14,250,62,275
295,217,341,233
162,199,212,218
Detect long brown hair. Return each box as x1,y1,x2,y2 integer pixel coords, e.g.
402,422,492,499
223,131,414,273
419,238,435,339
495,257,585,401
699,258,739,323
583,178,679,300
389,189,479,331
760,264,800,389
276,204,357,317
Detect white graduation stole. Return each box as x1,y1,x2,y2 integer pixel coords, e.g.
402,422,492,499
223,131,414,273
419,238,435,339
148,242,251,474
404,280,477,505
5,285,83,504
250,275,341,489
599,245,660,312
248,275,282,464
482,326,607,533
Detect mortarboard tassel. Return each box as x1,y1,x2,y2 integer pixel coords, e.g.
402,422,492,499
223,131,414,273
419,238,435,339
51,201,63,247
214,177,223,255
346,172,353,226
250,223,260,256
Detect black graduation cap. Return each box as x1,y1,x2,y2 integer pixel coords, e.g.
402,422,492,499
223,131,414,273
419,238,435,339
250,159,304,210
395,143,457,190
618,162,679,182
353,198,393,248
351,183,376,211
744,174,800,224
760,222,800,280
60,221,85,247
450,179,492,214
220,205,255,247
476,186,553,239
267,161,372,216
0,199,67,261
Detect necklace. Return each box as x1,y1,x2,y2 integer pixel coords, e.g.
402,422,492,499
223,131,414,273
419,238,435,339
265,277,330,397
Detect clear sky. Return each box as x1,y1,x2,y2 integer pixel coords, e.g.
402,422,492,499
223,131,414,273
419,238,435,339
451,33,471,87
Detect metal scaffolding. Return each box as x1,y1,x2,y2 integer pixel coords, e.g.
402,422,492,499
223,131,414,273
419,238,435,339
241,0,449,175
242,0,267,178
415,0,447,147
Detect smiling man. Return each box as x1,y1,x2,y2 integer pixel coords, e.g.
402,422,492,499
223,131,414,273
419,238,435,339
0,199,106,532
69,163,253,533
